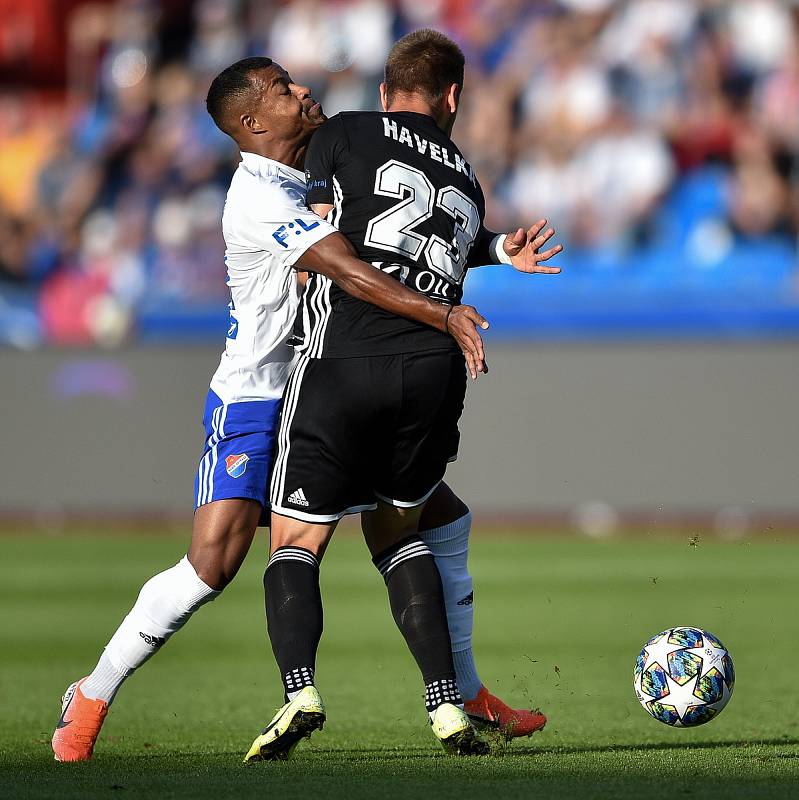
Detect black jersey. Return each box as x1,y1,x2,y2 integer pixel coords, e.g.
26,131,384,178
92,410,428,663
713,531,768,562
299,111,487,358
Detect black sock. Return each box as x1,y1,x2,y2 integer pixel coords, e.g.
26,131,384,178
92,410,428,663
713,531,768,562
373,535,462,713
263,546,322,700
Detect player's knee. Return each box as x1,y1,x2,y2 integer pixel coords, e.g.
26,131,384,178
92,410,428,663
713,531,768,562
363,503,422,555
192,562,231,591
269,522,330,558
189,504,261,589
419,484,470,531
184,543,231,590
448,489,471,520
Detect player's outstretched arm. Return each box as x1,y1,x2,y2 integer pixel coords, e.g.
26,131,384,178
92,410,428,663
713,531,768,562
471,221,564,274
297,232,489,379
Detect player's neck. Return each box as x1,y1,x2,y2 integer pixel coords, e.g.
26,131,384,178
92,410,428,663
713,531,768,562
243,138,310,173
385,99,454,136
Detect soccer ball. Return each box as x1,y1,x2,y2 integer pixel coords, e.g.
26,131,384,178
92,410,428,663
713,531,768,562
634,627,734,727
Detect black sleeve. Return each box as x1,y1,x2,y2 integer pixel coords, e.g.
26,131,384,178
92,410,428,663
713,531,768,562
466,225,498,269
305,114,349,206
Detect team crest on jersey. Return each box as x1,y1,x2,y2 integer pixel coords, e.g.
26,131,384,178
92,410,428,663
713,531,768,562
225,453,249,478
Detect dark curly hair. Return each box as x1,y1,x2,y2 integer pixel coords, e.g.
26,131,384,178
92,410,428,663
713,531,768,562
206,56,274,134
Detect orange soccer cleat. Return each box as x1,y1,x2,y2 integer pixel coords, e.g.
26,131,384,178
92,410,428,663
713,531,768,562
463,686,547,739
51,678,109,762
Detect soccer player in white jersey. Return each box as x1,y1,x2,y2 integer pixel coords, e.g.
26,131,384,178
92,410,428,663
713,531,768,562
51,56,490,764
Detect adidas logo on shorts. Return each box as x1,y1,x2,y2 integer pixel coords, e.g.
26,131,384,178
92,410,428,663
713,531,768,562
287,488,310,507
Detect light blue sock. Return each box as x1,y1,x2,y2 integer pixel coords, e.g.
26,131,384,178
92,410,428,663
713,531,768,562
420,512,482,702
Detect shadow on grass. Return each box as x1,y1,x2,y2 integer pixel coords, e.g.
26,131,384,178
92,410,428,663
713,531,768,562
7,736,799,764
302,737,799,762
5,739,799,800
500,737,799,758
9,737,798,768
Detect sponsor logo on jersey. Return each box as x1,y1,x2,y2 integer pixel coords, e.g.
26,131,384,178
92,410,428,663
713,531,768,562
225,453,249,478
272,217,321,248
287,487,310,507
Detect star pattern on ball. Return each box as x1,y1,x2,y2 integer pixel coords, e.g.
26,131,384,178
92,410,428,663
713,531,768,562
687,641,728,677
659,671,707,720
641,631,683,673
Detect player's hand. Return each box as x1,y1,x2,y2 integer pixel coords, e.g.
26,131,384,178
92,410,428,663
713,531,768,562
446,304,490,380
504,220,563,274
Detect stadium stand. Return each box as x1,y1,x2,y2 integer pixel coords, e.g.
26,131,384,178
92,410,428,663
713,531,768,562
1,0,798,345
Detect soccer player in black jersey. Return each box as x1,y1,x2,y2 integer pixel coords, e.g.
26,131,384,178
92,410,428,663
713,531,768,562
247,30,562,760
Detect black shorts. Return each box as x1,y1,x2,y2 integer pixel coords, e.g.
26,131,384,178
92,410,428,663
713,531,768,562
270,350,466,523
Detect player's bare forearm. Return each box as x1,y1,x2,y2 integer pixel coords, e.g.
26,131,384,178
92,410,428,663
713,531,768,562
297,232,489,377
299,233,449,329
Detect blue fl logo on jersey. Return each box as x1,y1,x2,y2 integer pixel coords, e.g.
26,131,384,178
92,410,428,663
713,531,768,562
272,217,320,248
225,453,249,478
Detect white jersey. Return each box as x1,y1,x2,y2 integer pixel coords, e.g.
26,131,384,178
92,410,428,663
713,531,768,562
209,151,336,404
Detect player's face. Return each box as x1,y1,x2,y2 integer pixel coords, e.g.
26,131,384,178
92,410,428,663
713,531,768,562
253,64,326,140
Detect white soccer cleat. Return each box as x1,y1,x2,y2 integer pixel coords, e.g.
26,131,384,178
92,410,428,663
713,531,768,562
430,702,490,755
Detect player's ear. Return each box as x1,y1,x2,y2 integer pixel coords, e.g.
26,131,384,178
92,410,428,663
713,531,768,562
379,82,390,112
241,113,266,134
445,83,460,115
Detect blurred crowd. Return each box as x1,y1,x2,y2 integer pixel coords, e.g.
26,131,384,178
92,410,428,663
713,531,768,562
1,0,798,345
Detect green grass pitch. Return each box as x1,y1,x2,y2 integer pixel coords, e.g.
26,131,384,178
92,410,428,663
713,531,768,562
1,529,797,799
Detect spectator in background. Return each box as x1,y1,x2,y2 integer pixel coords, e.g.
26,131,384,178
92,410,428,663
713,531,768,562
1,0,797,346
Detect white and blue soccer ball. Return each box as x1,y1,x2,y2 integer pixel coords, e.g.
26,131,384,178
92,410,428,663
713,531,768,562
634,627,734,727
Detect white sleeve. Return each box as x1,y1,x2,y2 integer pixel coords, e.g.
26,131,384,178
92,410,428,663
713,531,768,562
226,180,337,270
